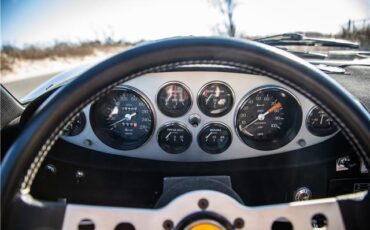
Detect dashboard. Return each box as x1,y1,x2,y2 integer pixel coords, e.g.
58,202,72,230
61,71,339,162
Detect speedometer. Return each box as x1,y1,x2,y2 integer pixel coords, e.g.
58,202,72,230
90,87,154,150
235,87,302,150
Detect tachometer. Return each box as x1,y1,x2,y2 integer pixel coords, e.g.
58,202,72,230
235,87,302,150
90,87,154,150
157,82,192,117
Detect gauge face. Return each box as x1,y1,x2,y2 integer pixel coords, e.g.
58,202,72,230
90,88,154,150
198,123,232,154
63,112,86,136
158,123,192,154
198,82,234,117
236,87,302,150
306,106,338,136
157,82,192,117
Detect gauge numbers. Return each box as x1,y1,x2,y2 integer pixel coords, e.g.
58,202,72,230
90,88,154,150
236,87,302,150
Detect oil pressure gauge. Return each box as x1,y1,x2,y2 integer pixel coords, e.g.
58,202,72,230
306,106,339,136
158,123,192,154
198,123,232,154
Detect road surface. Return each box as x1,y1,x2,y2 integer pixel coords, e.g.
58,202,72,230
2,72,57,100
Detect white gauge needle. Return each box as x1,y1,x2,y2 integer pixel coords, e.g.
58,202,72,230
165,94,172,105
165,132,172,141
109,112,136,126
205,132,215,141
205,94,214,104
320,114,324,125
241,102,282,132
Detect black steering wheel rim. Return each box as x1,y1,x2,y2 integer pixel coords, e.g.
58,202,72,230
2,37,370,229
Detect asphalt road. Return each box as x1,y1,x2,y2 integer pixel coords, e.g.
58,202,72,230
2,72,57,100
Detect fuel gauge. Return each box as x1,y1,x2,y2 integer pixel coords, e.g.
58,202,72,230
198,123,232,154
157,82,192,117
306,106,339,136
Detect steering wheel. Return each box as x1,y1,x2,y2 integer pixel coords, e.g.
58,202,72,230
2,37,370,230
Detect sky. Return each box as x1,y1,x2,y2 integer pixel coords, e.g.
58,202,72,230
1,0,369,47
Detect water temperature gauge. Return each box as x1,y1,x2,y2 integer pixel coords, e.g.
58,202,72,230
198,123,232,154
198,82,234,117
158,123,192,154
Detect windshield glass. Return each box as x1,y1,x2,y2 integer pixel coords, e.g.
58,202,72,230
1,0,369,100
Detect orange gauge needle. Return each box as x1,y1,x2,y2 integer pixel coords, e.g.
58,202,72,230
240,102,283,136
267,102,282,113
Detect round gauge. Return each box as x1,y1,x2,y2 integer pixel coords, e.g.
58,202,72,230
157,82,192,117
158,123,192,154
90,87,154,150
198,123,232,154
235,87,302,150
198,82,234,117
306,106,338,136
63,112,86,136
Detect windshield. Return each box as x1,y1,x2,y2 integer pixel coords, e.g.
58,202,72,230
1,0,369,100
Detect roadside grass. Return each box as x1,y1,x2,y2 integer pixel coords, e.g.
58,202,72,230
1,27,369,76
0,40,131,74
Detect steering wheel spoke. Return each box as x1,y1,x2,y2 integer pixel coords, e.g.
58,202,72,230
60,190,361,230
5,193,66,229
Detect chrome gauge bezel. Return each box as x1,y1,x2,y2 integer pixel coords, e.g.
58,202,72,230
305,106,340,137
157,122,192,154
90,85,156,151
197,81,235,117
156,81,193,118
234,86,303,151
197,122,233,154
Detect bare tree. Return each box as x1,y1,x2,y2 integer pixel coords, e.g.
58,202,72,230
210,0,237,37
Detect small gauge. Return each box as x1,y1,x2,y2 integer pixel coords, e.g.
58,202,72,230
198,123,232,154
63,113,86,136
158,123,192,154
198,82,234,117
90,87,154,150
236,87,302,150
306,106,339,136
157,82,192,117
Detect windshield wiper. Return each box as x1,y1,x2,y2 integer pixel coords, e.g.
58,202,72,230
255,33,359,49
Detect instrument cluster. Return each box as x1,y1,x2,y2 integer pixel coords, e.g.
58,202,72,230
61,71,339,162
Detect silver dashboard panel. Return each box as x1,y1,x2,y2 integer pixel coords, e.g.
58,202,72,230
61,71,338,162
